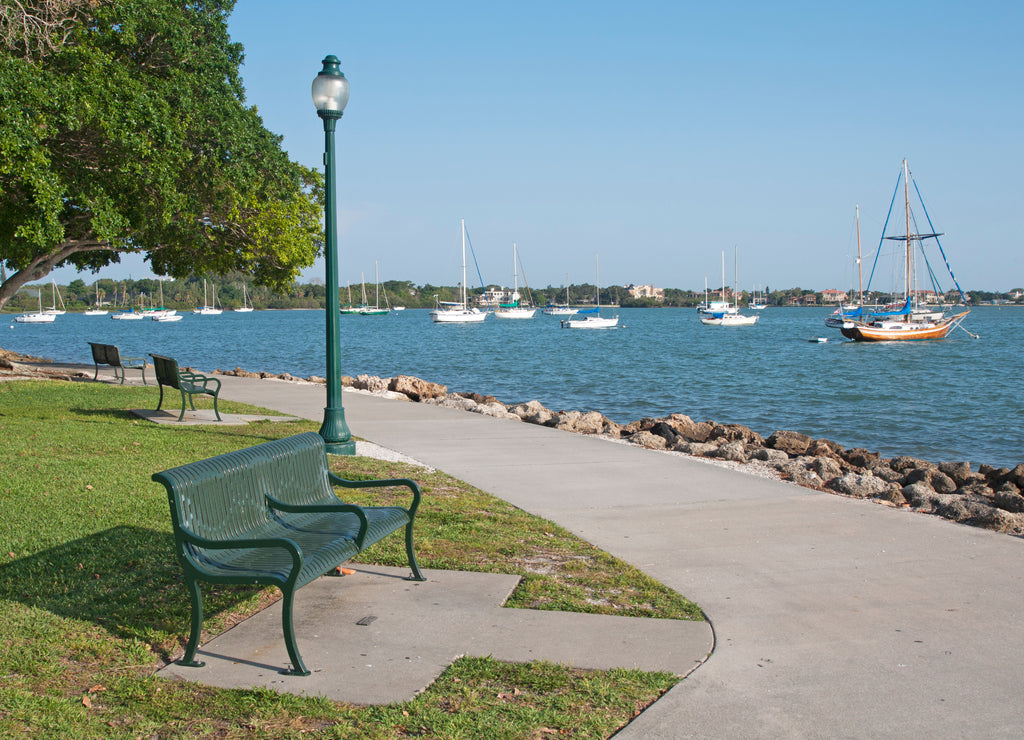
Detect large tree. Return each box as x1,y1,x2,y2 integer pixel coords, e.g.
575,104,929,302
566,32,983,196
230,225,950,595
0,0,323,310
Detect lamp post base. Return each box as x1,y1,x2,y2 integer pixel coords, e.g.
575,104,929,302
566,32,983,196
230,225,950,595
319,407,356,456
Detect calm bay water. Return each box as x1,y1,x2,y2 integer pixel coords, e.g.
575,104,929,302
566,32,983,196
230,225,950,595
5,306,1022,468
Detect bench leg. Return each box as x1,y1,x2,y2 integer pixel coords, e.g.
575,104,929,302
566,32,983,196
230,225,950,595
178,389,188,422
280,588,311,676
93,363,100,382
212,392,221,421
156,384,165,412
406,523,425,581
114,365,125,384
178,577,206,668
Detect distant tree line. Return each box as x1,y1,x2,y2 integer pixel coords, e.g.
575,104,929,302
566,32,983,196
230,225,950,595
3,275,1021,313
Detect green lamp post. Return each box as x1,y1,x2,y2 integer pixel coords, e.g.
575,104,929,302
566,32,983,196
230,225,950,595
312,55,355,455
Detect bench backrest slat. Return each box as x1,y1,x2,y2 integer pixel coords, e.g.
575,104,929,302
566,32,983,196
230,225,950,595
157,432,334,544
150,354,180,389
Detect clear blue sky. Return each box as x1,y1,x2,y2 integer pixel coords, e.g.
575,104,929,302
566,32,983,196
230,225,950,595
49,0,1023,292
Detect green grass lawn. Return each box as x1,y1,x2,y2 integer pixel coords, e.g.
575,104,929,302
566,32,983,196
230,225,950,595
0,379,702,738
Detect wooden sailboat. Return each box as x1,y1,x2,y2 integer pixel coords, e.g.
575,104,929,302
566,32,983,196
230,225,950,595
835,160,969,341
430,219,487,323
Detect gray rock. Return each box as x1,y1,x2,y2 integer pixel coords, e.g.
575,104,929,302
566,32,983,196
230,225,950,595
828,472,895,499
809,456,844,482
766,430,813,455
712,440,748,463
749,448,790,465
629,430,668,450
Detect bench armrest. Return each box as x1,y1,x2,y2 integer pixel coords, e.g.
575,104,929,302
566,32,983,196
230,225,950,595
327,473,422,518
178,372,221,392
121,356,146,366
265,495,369,548
175,525,303,581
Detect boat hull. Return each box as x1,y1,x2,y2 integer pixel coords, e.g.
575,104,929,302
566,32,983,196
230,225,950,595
430,308,487,323
561,315,619,329
700,314,759,326
14,313,56,324
494,308,536,319
840,311,969,341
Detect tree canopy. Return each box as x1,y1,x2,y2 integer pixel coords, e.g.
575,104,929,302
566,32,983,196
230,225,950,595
0,0,323,310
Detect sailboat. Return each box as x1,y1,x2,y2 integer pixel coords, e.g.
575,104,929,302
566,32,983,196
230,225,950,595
832,160,969,341
825,205,870,329
561,256,619,329
340,283,361,314
699,247,758,326
194,279,222,315
234,284,254,312
749,285,767,310
543,275,577,315
43,280,66,315
14,288,56,323
359,262,389,315
147,279,176,319
110,283,144,320
430,219,487,323
84,282,108,315
494,242,536,319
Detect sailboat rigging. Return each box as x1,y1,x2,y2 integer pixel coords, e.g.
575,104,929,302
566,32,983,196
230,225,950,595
829,160,969,341
430,219,487,323
561,255,619,329
494,242,536,319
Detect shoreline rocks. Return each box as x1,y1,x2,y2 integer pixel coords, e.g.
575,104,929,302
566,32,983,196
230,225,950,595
5,348,1020,537
261,369,1021,537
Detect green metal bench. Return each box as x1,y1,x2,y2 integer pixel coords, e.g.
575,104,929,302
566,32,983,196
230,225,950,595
149,354,221,421
152,431,425,676
87,342,147,384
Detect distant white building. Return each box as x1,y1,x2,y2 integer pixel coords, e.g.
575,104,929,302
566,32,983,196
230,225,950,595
626,284,665,302
820,289,848,304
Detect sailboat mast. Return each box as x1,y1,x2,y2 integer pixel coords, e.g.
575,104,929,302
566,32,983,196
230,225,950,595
460,218,467,307
903,159,912,309
734,244,739,308
374,260,380,308
855,204,863,303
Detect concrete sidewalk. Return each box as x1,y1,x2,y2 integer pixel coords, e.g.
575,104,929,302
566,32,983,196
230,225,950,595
53,365,1024,736
206,373,1024,738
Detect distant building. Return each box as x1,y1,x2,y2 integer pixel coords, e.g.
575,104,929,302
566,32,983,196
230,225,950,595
820,289,848,304
788,294,818,306
626,284,665,302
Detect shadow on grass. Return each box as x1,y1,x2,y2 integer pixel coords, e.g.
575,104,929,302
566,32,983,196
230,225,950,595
0,525,264,657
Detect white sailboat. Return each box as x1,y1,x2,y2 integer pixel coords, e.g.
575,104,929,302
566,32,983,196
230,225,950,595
43,280,66,315
430,219,487,323
147,279,176,319
494,242,536,319
544,276,578,316
194,279,222,315
699,246,758,326
359,262,389,315
110,284,144,320
14,289,56,323
561,256,619,329
84,282,108,315
234,284,254,312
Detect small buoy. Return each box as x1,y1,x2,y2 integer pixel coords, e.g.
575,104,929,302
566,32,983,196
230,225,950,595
809,336,828,343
